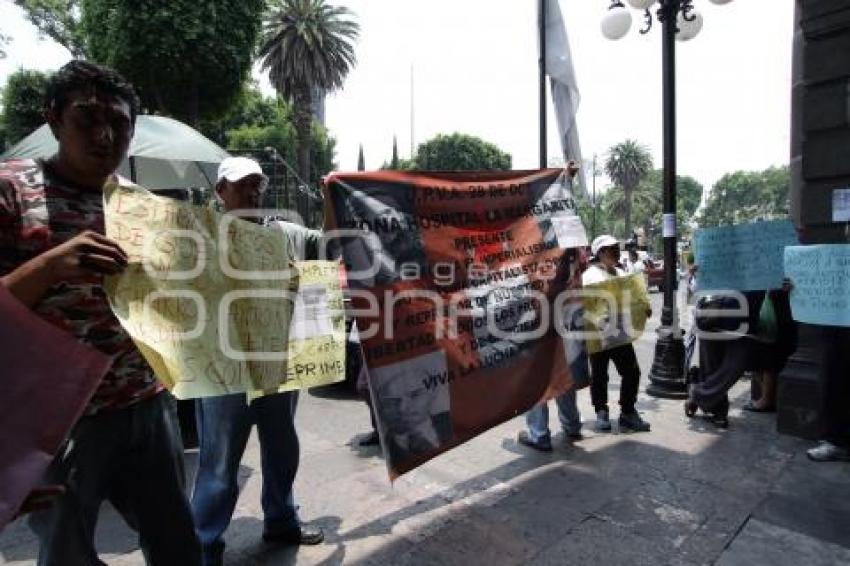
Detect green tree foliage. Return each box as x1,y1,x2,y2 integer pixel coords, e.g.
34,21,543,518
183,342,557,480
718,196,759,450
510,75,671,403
79,0,264,126
604,139,653,238
636,169,703,218
199,84,283,148
16,0,263,126
381,157,416,171
14,1,87,57
0,31,11,58
414,133,512,171
259,0,359,182
219,87,336,182
697,166,790,228
583,168,703,251
391,135,399,169
1,69,50,146
677,174,704,218
615,169,704,243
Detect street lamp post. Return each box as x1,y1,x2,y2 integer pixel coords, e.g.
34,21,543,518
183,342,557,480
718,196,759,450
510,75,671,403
601,0,733,399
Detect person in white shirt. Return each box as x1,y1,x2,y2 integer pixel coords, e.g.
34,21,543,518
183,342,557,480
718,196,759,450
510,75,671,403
625,249,647,279
582,235,651,433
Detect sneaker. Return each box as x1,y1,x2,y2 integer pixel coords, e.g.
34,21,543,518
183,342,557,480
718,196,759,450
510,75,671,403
595,410,612,432
619,411,651,432
807,441,850,462
517,430,553,452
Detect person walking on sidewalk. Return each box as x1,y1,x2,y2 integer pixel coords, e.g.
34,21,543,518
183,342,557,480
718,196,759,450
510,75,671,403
191,157,324,566
583,235,651,433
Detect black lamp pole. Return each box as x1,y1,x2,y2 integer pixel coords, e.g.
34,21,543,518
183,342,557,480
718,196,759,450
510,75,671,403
646,0,688,398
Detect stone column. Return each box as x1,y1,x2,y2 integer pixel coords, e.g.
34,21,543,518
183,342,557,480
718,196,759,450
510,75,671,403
778,0,850,439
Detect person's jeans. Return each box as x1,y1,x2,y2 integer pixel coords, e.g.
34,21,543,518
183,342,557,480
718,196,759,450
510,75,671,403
191,391,300,565
29,392,201,566
525,389,582,443
590,344,641,415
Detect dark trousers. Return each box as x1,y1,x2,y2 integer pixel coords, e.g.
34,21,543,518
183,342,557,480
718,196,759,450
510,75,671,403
820,327,850,445
590,344,641,414
29,392,201,566
691,336,752,412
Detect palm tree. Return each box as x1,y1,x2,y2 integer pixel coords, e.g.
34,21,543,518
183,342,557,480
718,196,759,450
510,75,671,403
604,140,653,238
259,0,359,182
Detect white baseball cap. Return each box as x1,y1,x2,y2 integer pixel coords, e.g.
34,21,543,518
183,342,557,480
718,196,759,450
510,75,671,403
591,234,619,257
217,156,268,185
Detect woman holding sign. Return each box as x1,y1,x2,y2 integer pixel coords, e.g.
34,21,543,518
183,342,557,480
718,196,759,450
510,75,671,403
583,235,652,434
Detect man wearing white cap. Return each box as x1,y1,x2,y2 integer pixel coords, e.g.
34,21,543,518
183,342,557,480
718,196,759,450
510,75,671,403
583,235,651,433
191,157,324,566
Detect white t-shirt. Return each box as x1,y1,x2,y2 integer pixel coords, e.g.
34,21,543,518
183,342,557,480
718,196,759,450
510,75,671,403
625,259,645,276
582,263,626,286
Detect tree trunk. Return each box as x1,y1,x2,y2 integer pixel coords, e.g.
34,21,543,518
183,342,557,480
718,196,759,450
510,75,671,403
624,185,633,239
293,87,313,184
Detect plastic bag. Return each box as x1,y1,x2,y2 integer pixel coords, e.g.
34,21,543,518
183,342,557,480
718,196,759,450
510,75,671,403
756,295,778,343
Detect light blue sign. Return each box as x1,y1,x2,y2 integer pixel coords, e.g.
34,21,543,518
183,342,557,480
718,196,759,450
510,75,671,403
694,220,798,291
785,245,850,327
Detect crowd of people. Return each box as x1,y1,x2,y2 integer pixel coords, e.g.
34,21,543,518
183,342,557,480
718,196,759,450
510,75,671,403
1,60,848,566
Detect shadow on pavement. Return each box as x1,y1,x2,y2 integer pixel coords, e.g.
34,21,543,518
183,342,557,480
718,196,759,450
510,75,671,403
305,413,820,565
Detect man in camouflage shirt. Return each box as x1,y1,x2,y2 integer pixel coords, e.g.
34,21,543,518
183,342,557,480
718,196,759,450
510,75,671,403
0,60,200,565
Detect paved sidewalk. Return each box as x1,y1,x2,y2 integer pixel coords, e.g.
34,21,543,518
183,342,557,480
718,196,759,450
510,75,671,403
2,293,848,565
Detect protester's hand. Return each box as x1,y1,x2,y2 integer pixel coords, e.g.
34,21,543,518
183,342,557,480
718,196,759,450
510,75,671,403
41,230,128,283
13,485,65,518
646,308,653,318
566,160,580,179
782,277,794,294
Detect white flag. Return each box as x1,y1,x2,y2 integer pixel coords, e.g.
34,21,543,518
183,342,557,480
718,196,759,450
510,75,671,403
544,0,586,195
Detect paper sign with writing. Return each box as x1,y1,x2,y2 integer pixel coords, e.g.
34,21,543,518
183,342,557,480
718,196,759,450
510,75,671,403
785,245,850,327
103,182,311,399
581,274,651,354
252,261,347,397
695,220,798,291
833,188,850,223
325,169,587,479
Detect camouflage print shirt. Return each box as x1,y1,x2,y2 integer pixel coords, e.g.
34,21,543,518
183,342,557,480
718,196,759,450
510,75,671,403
0,158,162,415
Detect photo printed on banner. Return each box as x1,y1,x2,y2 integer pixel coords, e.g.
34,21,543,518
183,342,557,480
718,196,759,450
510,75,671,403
369,349,453,464
330,182,428,289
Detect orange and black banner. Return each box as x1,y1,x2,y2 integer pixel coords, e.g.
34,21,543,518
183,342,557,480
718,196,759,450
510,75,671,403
324,169,588,478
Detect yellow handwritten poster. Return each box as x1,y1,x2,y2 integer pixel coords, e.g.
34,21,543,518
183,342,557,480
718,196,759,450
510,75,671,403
252,260,347,396
103,182,345,398
581,274,651,354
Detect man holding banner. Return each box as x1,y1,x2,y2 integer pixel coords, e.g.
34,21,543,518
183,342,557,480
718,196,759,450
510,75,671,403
583,235,651,433
190,157,324,566
518,163,588,452
0,61,201,565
